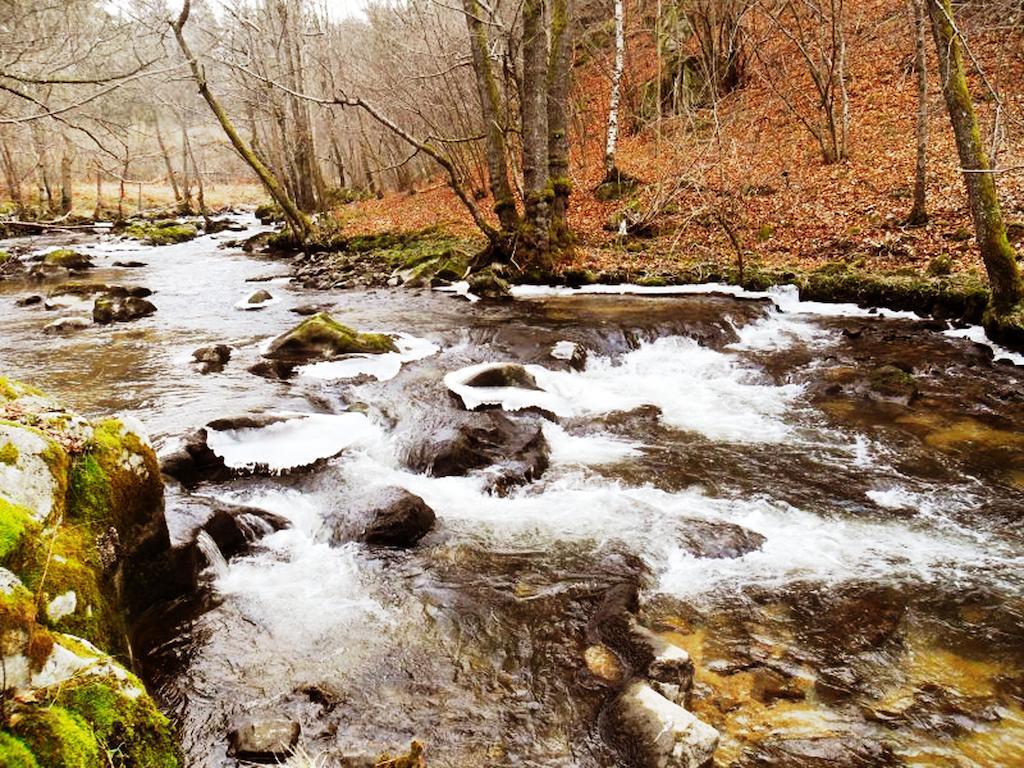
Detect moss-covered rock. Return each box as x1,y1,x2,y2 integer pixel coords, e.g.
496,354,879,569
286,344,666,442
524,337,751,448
41,250,93,271
0,378,179,767
124,221,198,246
983,303,1024,350
265,312,398,363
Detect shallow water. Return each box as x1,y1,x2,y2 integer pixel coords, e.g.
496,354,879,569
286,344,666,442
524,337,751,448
2,215,1023,767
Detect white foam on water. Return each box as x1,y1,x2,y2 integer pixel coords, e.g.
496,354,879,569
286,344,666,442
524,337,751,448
727,312,833,352
217,488,328,539
551,340,579,360
213,533,391,644
205,412,380,471
943,325,1024,366
446,336,804,443
543,422,643,466
297,333,439,382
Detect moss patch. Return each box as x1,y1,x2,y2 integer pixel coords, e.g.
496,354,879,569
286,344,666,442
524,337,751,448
0,732,39,768
124,221,198,246
266,312,398,362
11,707,101,768
54,677,179,768
0,496,37,564
41,250,92,270
0,441,20,465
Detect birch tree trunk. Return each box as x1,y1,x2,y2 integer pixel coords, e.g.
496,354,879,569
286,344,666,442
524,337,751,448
604,0,625,178
908,0,928,224
927,0,1021,312
155,119,182,204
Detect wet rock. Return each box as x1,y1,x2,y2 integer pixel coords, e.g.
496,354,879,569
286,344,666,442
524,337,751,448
585,644,627,685
16,294,42,307
863,682,1001,735
736,734,898,768
467,267,511,299
463,363,541,390
112,260,147,268
375,741,426,768
159,428,232,489
264,312,397,365
359,488,436,548
41,248,93,271
246,289,273,305
750,666,805,703
404,411,549,493
551,340,588,371
606,680,719,768
228,717,300,763
43,315,91,334
195,502,289,561
675,519,767,559
290,303,328,316
93,295,157,324
866,363,918,404
193,344,232,373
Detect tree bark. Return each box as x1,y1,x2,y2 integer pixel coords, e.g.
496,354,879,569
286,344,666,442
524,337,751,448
908,0,928,224
155,118,182,203
521,0,551,265
547,0,574,250
2,140,24,213
171,0,310,240
604,0,625,177
59,140,72,215
927,0,1021,311
93,161,102,219
462,0,519,232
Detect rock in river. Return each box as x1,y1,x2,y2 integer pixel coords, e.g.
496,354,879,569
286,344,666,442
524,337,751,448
359,488,436,548
93,294,157,324
193,343,232,373
228,717,300,763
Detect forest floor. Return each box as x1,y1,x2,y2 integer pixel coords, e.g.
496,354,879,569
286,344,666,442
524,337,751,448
326,0,1024,297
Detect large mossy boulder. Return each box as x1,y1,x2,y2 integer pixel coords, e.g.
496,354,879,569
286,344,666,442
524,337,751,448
0,376,180,768
264,312,397,364
41,249,93,271
124,220,198,246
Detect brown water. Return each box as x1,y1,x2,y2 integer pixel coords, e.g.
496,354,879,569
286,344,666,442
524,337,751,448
2,215,1022,767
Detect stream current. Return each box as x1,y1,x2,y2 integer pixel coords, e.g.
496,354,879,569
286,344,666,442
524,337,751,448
2,213,1023,767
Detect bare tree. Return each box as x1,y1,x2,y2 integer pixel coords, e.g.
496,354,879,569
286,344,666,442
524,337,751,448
908,0,928,225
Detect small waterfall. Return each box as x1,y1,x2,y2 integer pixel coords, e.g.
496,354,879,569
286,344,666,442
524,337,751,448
195,530,229,579
236,513,275,542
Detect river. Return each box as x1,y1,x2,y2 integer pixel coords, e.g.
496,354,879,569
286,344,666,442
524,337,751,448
1,213,1022,767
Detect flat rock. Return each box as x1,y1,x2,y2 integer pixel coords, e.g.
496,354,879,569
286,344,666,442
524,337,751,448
228,717,300,763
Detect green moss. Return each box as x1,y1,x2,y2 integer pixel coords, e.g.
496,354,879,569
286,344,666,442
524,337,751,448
0,441,19,465
0,496,37,564
0,377,43,402
927,254,953,277
0,732,39,768
12,707,101,768
0,250,11,265
124,222,198,246
54,677,180,768
67,454,112,524
267,312,399,361
983,302,1024,350
41,250,91,270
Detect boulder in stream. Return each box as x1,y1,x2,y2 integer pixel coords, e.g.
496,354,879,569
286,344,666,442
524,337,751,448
261,312,397,374
404,411,549,494
675,519,767,559
42,315,92,334
607,680,719,768
15,294,42,307
359,488,436,548
193,344,232,373
228,717,300,762
462,362,542,390
41,248,93,270
93,294,157,324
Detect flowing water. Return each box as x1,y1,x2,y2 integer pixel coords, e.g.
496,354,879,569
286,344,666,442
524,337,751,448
2,214,1023,767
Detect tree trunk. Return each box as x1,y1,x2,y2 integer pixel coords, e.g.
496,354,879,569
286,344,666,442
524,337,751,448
908,0,928,224
180,122,193,212
184,130,211,226
604,0,625,178
93,162,102,219
547,0,574,251
155,119,182,204
2,140,24,213
521,0,551,266
59,141,72,215
171,0,310,240
927,0,1021,311
117,156,129,221
462,0,520,232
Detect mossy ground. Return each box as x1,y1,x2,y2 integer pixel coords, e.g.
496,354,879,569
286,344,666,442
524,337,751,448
0,731,39,768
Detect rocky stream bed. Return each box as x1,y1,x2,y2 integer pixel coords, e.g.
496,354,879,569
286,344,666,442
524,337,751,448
1,212,1023,767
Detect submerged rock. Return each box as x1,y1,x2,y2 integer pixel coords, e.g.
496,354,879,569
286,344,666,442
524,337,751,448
15,295,42,307
360,488,436,548
607,680,719,768
112,259,147,268
404,411,549,494
675,519,767,559
228,717,300,762
42,315,92,334
93,294,157,324
193,343,232,373
736,733,898,768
